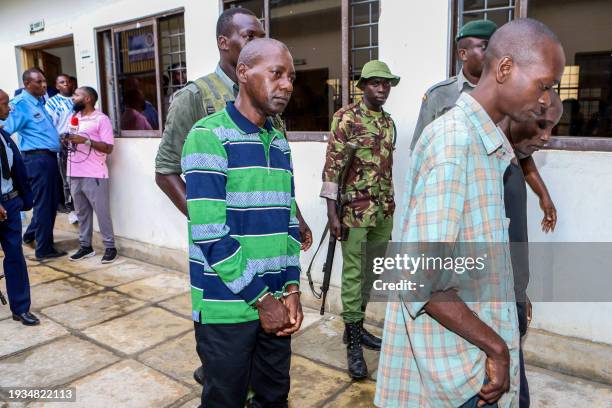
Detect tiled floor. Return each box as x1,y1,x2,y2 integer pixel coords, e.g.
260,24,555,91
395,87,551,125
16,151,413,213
0,245,611,407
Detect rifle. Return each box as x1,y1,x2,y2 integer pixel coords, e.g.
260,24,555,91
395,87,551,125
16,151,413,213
0,275,7,306
305,143,357,315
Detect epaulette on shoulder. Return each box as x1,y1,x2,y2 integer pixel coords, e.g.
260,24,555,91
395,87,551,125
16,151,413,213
334,102,359,119
9,94,25,106
425,76,458,95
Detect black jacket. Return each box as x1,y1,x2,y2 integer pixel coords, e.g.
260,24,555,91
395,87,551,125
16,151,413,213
0,128,33,211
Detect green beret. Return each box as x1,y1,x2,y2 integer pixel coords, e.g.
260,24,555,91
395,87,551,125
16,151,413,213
358,60,401,87
455,19,498,42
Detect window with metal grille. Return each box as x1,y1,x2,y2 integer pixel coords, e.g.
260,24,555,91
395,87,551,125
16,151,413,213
160,14,187,122
222,0,380,136
529,0,612,143
450,0,612,147
349,0,379,103
95,10,186,137
451,0,517,75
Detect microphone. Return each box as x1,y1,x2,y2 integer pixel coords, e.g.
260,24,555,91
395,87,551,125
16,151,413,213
67,116,79,152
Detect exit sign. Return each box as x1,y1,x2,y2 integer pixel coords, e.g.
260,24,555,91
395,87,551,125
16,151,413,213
29,20,45,34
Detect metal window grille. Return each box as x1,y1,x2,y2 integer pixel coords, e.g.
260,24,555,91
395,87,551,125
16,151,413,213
159,14,187,119
454,0,515,74
458,0,515,29
349,0,379,103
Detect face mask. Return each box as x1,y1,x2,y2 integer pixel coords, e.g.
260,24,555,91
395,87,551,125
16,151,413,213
73,102,86,113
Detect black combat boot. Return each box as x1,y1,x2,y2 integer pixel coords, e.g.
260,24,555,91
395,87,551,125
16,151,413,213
342,320,382,350
345,322,368,380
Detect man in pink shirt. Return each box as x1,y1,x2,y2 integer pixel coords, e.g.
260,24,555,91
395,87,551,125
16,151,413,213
66,87,117,263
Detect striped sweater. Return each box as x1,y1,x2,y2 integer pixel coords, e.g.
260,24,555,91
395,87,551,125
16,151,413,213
182,101,301,324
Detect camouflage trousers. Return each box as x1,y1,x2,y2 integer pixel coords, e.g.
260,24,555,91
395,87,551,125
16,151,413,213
340,215,393,323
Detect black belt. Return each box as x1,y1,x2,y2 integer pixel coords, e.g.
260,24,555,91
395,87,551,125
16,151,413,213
0,190,18,202
24,149,56,157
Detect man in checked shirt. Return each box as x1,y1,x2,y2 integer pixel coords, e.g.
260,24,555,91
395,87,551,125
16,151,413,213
375,19,565,408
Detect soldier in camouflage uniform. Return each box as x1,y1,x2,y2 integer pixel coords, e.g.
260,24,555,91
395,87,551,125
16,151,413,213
320,60,400,380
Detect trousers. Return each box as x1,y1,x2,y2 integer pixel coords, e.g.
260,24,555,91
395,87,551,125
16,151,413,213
340,214,393,323
70,177,115,248
0,196,30,314
23,152,59,257
194,320,291,408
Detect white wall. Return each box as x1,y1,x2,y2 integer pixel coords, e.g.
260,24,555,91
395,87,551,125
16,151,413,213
378,0,450,241
527,150,612,344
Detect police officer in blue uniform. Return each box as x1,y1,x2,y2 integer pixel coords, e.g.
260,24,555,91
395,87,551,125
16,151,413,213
1,69,66,260
0,88,38,325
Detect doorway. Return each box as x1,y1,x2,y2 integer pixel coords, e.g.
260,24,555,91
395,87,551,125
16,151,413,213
17,35,76,96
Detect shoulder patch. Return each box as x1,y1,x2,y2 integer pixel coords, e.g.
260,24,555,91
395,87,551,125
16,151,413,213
425,76,458,95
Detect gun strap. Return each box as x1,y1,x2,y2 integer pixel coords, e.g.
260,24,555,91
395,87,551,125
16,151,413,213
304,223,331,299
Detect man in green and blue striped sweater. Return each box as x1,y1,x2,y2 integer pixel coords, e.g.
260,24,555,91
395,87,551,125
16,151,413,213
182,38,302,408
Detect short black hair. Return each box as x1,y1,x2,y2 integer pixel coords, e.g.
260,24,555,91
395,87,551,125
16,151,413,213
56,73,71,82
216,7,257,37
22,67,44,83
80,86,99,104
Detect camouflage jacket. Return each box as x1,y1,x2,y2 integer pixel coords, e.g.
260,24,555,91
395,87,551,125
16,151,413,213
321,101,395,228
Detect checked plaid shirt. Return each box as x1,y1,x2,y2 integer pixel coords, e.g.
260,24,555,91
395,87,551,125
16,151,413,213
375,93,520,408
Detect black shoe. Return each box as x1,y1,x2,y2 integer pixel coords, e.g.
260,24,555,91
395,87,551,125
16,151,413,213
193,366,204,385
342,320,382,351
22,235,34,246
36,249,67,261
345,322,368,380
69,246,95,261
101,248,118,264
12,312,40,326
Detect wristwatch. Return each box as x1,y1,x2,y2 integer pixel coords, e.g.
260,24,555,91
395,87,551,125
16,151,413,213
84,138,92,147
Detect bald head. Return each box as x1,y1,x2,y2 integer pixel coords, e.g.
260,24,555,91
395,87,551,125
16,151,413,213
235,38,294,118
238,38,290,68
472,17,565,124
485,18,562,71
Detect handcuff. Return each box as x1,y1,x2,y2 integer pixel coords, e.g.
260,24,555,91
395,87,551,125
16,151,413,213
255,289,301,306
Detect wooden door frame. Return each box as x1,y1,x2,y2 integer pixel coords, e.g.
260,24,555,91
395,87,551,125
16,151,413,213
17,34,74,87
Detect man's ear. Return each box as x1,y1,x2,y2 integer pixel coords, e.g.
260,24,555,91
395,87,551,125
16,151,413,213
236,62,249,84
496,56,513,84
457,48,468,63
217,35,229,52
